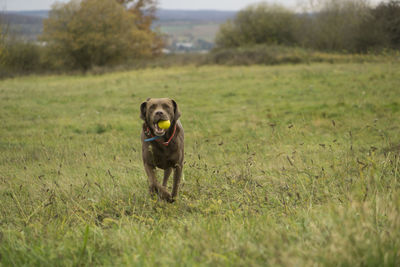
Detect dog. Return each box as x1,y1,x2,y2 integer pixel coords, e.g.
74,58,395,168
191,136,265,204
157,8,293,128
140,98,184,202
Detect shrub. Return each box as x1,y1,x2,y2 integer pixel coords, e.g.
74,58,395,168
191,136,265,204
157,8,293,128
0,40,49,78
4,41,42,71
209,45,310,65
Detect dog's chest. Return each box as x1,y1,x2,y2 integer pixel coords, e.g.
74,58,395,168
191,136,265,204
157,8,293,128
147,143,176,169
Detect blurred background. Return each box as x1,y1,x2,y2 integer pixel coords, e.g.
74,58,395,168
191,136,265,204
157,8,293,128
0,0,399,76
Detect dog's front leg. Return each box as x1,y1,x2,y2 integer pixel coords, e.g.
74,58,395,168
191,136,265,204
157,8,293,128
144,164,173,202
163,167,172,187
171,164,182,199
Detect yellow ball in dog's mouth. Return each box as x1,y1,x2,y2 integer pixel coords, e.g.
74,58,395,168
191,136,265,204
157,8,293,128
158,120,171,130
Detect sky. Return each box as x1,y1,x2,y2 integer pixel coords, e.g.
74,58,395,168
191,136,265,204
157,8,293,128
2,0,308,11
2,0,383,11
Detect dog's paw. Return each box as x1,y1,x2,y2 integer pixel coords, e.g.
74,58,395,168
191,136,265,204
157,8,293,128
165,197,175,203
149,185,158,195
160,189,174,203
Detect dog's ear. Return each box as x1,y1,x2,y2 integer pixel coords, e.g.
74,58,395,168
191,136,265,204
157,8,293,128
171,99,181,121
140,100,148,121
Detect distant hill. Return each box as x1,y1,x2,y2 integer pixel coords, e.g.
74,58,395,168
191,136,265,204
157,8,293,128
2,13,43,24
6,10,49,18
153,10,236,49
5,9,236,22
2,12,44,41
2,9,237,50
156,9,236,22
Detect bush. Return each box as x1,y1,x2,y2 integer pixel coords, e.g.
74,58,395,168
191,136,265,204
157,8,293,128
207,44,400,66
209,45,309,65
0,40,49,78
4,41,42,71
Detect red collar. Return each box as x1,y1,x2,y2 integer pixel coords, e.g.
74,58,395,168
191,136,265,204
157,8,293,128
144,123,177,146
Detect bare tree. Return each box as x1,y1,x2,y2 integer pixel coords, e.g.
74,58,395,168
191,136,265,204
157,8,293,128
0,5,9,67
301,0,371,51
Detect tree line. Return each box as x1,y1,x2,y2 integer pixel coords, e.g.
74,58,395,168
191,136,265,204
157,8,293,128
0,0,163,76
215,0,400,52
1,0,400,77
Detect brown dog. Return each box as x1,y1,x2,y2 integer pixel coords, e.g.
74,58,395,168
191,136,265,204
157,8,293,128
140,98,184,202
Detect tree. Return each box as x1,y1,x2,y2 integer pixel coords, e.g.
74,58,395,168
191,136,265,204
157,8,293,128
372,0,400,49
306,0,371,51
215,0,397,53
0,12,8,66
215,3,297,49
41,0,163,70
116,0,157,29
116,0,164,54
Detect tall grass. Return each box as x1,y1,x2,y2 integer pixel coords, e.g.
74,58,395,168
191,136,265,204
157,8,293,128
0,63,399,265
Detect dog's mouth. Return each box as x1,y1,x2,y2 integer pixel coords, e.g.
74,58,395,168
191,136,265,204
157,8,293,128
153,121,166,136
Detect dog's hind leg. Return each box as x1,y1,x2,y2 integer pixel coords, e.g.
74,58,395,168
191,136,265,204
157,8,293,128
144,164,172,202
163,167,172,187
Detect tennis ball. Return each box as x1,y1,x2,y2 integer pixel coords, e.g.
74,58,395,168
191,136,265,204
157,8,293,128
158,120,171,129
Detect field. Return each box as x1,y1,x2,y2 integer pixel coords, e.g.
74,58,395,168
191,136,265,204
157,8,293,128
1,62,400,266
159,22,220,42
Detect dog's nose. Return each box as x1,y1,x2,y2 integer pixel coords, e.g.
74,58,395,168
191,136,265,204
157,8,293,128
155,111,164,116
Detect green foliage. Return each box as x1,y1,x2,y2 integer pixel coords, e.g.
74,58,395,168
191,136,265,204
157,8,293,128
209,45,307,65
2,41,42,71
1,63,400,265
0,40,51,78
41,0,162,70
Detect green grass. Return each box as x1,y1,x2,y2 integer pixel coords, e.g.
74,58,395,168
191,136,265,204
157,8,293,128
1,63,399,266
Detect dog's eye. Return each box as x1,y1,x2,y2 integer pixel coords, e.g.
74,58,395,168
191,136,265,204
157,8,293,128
149,104,156,110
162,104,170,110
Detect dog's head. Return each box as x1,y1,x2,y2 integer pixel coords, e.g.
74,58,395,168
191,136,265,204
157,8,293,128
140,98,181,136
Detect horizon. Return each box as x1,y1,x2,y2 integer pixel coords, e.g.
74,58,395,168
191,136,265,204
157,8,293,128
1,0,272,11
3,0,385,13
0,0,337,12
5,8,238,12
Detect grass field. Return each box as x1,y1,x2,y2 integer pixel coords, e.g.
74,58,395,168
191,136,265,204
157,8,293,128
1,62,400,266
